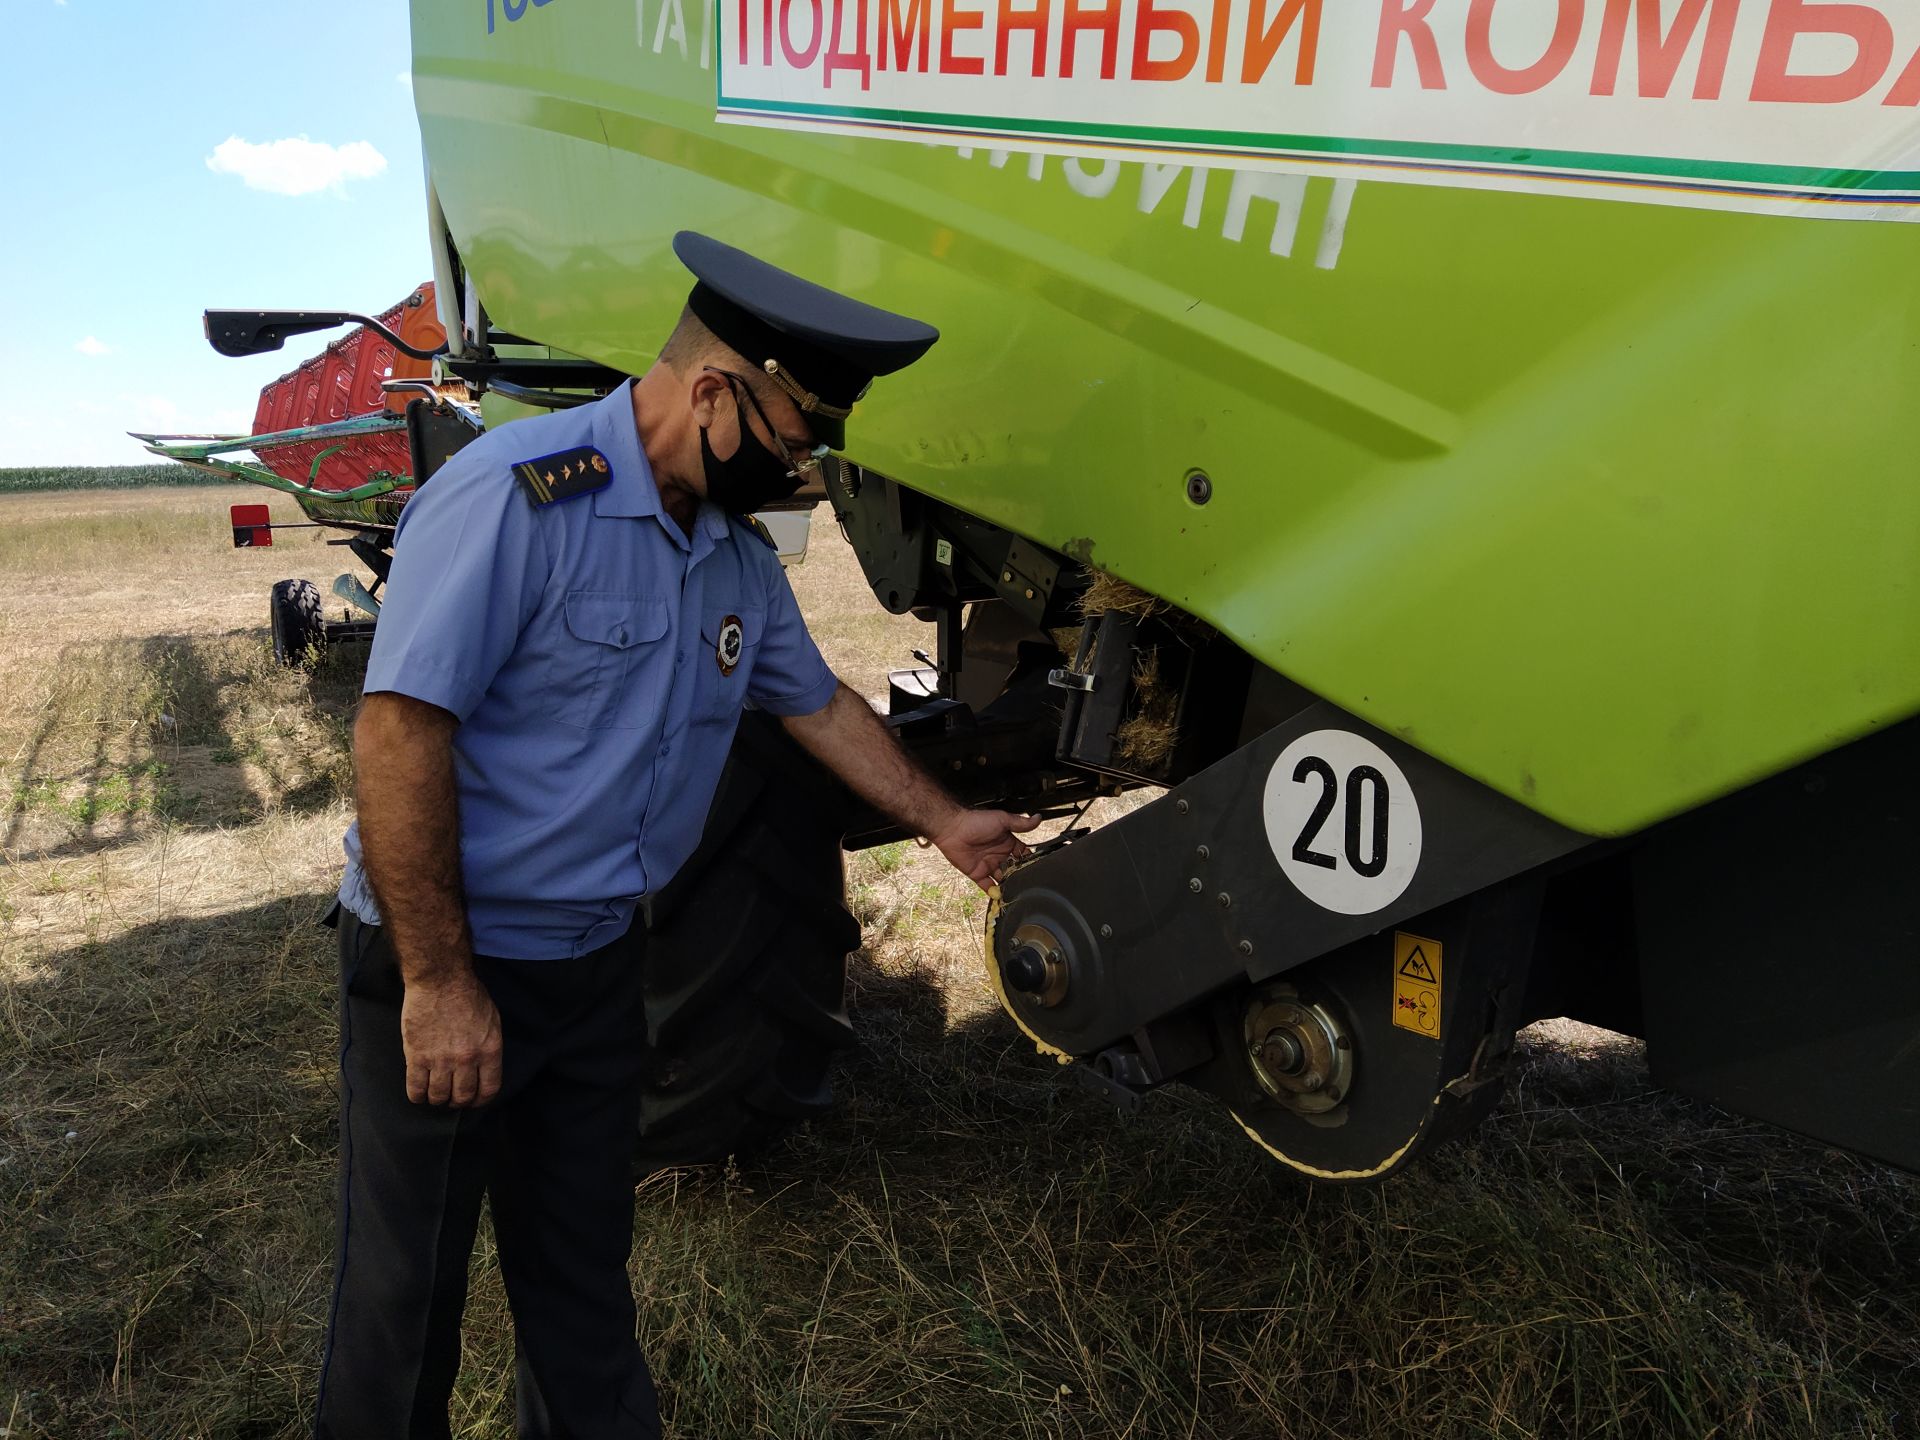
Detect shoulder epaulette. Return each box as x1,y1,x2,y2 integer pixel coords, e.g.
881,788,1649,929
736,514,778,550
512,446,611,507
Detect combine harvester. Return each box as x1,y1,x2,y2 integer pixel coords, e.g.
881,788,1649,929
153,0,1917,1179
138,286,466,663
142,288,817,664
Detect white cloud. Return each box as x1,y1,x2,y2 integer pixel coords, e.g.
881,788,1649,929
115,393,252,436
397,71,412,89
74,336,110,357
120,393,186,432
205,135,387,197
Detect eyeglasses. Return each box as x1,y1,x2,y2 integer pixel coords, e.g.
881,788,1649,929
705,367,832,479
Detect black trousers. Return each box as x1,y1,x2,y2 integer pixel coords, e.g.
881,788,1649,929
314,909,661,1440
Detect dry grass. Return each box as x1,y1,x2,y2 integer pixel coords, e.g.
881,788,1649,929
1076,571,1167,623
2,488,1916,1438
1112,649,1179,773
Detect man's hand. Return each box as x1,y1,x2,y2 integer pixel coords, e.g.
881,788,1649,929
783,686,1044,890
930,808,1041,890
355,691,499,1107
401,971,503,1108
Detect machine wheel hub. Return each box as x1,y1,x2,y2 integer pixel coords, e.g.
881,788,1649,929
1004,922,1071,1007
1243,991,1353,1115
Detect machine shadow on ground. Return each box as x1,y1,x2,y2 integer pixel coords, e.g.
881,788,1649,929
1,629,364,866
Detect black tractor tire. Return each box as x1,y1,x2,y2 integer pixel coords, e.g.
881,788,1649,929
635,711,860,1172
269,578,327,668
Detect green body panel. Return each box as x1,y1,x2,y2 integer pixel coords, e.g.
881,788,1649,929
409,4,1918,837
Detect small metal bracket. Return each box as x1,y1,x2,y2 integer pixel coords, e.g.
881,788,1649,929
1057,611,1142,772
1073,1054,1151,1115
1047,667,1098,693
332,572,383,621
1441,1031,1513,1099
998,536,1060,626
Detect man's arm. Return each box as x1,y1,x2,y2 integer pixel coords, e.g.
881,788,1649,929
354,691,502,1109
781,682,1039,888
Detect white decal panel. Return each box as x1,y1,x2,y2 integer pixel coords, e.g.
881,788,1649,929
718,0,1920,221
1263,729,1423,916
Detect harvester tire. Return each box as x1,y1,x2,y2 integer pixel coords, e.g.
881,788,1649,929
269,579,326,668
635,711,859,1172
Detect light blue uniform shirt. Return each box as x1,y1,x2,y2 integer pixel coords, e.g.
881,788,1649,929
338,383,840,959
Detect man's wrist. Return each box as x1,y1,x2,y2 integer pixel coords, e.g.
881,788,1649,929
391,933,477,990
922,799,967,846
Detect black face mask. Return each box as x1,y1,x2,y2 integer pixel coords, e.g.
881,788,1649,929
699,390,804,515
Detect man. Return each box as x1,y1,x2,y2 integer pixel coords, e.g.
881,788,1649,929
315,232,1037,1438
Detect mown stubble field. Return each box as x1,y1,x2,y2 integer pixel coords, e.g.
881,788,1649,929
1,485,1915,1438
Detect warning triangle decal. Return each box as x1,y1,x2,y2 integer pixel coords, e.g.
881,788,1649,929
1398,946,1438,983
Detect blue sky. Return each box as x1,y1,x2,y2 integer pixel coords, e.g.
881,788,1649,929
0,0,430,466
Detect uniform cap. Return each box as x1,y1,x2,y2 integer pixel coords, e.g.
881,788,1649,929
673,230,938,450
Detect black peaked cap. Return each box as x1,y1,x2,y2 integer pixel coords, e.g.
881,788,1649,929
673,230,938,449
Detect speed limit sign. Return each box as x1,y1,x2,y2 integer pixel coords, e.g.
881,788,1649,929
1262,730,1424,916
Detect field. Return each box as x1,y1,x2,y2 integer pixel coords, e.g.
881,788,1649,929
1,485,1915,1438
0,466,231,495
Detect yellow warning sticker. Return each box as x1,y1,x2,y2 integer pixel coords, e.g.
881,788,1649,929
1392,932,1442,1039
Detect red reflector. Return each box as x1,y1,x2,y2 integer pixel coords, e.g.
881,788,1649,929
231,503,273,548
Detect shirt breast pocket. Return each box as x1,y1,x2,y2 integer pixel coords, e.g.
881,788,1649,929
552,591,669,730
696,605,764,722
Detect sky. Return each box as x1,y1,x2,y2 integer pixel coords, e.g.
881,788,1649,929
0,1,431,466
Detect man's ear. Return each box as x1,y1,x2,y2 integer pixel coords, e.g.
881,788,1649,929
688,367,730,428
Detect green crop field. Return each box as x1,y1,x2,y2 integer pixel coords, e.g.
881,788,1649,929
0,464,227,495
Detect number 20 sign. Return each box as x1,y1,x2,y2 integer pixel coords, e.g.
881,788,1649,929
1262,730,1424,916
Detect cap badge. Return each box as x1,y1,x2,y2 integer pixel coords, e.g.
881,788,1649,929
716,615,745,676
762,357,853,422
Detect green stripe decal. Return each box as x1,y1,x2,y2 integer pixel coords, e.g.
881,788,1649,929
715,94,1920,197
